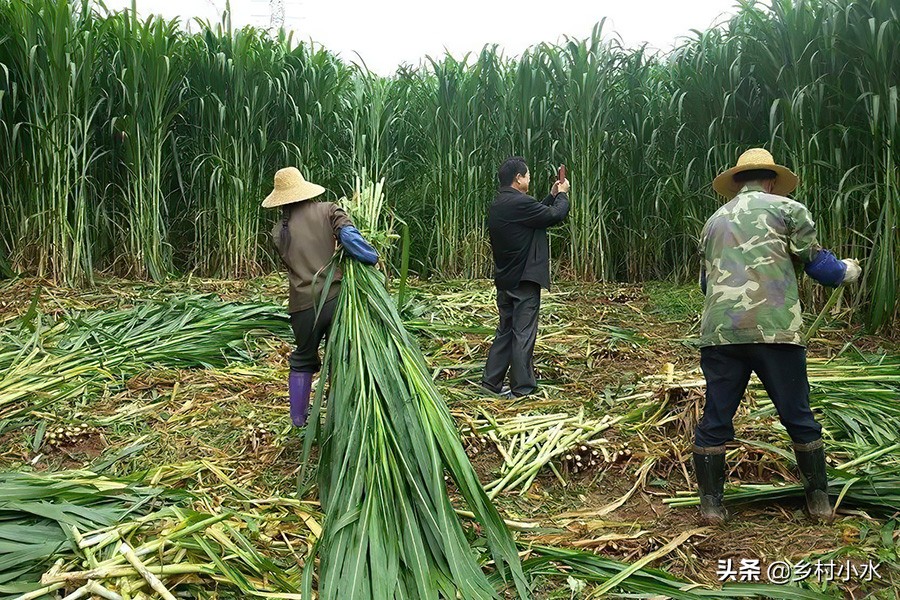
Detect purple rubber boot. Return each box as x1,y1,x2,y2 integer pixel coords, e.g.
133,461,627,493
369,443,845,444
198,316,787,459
288,371,313,427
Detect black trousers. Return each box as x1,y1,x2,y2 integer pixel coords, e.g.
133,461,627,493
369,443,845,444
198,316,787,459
289,297,338,373
482,281,541,396
695,343,823,447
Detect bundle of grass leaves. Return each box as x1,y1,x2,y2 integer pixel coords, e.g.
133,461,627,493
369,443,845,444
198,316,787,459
300,179,530,599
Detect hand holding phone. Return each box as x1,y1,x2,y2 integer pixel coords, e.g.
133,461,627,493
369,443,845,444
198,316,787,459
554,164,569,195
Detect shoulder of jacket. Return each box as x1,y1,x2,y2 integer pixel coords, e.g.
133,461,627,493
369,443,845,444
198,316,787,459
778,196,809,212
316,201,346,217
766,196,811,223
512,190,537,203
707,200,735,220
754,191,797,208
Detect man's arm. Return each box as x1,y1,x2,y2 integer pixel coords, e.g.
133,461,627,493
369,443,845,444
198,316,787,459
699,250,707,295
542,178,566,205
787,202,851,286
516,192,571,229
698,231,707,295
329,204,379,265
328,203,354,234
804,249,846,286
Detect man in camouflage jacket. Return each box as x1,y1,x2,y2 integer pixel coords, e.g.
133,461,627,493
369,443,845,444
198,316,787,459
694,148,862,525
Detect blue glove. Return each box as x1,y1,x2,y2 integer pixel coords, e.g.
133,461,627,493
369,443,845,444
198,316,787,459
338,226,378,265
804,249,846,287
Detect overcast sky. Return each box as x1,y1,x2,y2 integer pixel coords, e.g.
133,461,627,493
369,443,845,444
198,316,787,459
102,0,744,75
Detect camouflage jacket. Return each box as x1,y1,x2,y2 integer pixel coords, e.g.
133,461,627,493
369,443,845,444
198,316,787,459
699,184,822,347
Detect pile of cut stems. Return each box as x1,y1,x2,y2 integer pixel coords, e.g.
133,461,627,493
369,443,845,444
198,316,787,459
460,410,621,497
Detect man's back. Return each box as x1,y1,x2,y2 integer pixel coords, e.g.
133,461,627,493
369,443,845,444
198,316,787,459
488,187,569,290
700,185,820,347
692,148,856,527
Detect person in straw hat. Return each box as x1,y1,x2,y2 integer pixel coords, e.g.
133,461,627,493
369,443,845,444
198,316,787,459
693,148,861,525
263,167,378,427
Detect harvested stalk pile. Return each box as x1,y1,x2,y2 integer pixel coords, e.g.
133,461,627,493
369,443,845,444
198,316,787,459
665,472,900,516
458,410,623,496
301,181,530,599
635,356,900,455
0,467,311,600
749,356,900,466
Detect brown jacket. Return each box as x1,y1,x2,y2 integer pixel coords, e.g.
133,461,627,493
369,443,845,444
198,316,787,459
272,201,353,313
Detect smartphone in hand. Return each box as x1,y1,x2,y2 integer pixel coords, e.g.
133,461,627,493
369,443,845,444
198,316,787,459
558,164,566,183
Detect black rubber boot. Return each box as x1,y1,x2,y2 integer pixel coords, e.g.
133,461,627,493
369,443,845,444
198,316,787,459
693,445,727,525
794,439,833,523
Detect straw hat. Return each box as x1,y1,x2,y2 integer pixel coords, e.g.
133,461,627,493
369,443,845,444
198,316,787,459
713,148,798,199
261,167,325,208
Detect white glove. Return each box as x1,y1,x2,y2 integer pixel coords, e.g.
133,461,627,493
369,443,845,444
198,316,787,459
841,258,861,284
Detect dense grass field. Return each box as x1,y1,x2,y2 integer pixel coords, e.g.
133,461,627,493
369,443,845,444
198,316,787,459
1,0,898,596
0,0,897,329
1,275,897,598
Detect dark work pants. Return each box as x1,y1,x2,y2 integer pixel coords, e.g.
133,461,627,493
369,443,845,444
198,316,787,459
289,297,338,373
482,281,541,396
695,343,823,447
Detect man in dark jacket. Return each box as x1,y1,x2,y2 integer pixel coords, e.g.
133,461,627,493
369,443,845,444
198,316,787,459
481,156,570,398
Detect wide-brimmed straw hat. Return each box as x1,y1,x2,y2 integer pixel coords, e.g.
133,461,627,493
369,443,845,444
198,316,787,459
261,167,325,208
713,148,798,199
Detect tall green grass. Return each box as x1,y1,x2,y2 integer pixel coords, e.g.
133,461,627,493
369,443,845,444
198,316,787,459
0,0,103,285
0,0,896,329
103,12,184,280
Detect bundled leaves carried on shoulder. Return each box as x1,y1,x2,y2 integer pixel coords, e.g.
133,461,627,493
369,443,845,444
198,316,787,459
300,179,530,599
